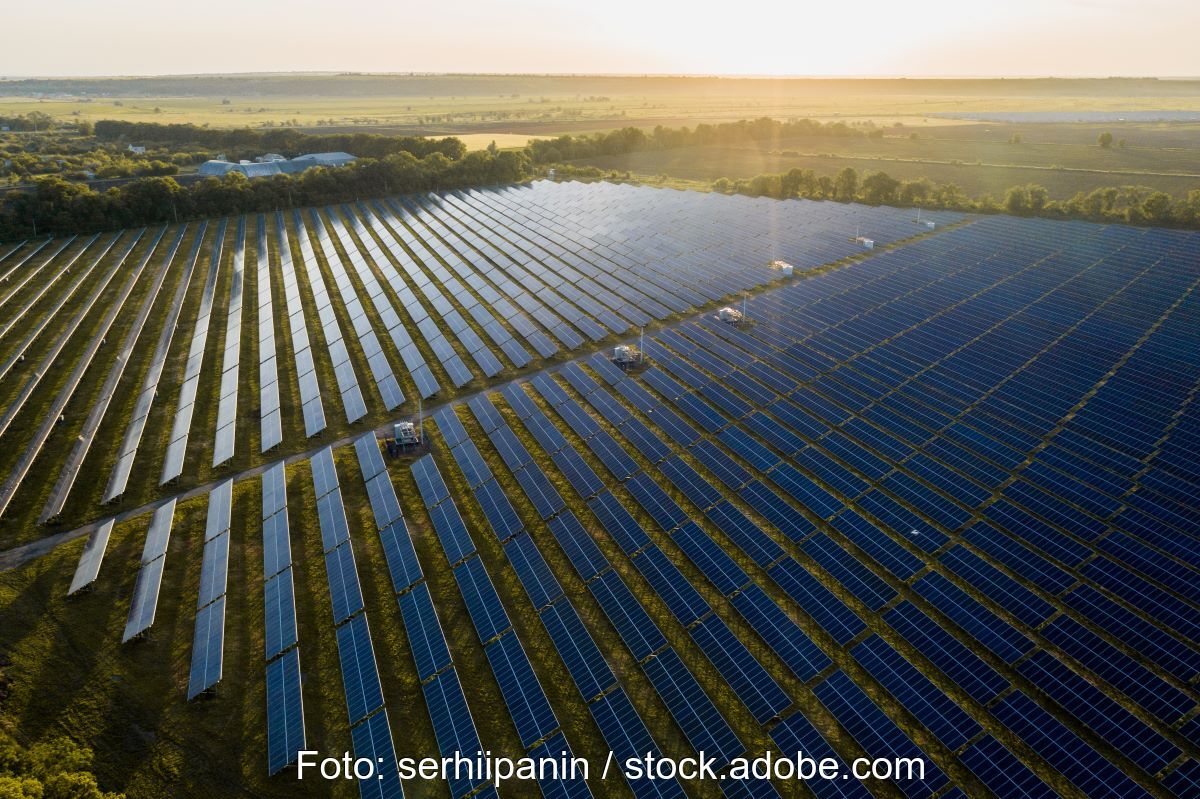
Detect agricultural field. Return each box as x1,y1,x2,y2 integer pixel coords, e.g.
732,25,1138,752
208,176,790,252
0,178,1197,799
570,121,1200,199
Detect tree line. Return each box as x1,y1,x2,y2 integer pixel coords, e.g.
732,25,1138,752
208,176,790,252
93,120,467,162
525,117,881,163
711,166,1200,228
0,149,528,239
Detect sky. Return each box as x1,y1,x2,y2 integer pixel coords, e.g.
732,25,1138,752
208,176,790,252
3,0,1199,77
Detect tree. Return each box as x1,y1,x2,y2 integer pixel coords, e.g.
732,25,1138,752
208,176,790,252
833,167,858,202
1098,131,1114,148
860,171,900,205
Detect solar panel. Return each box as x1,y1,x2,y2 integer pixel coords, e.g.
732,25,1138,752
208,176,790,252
673,521,748,596
589,570,667,661
851,635,981,750
349,710,404,799
187,595,226,700
140,499,176,564
505,533,565,610
514,462,566,520
68,519,113,595
123,554,165,642
454,555,512,644
324,541,365,625
196,531,230,610
266,648,305,775
486,631,560,748
632,546,710,627
884,601,1008,705
316,491,351,552
642,648,744,768
472,478,523,542
335,613,384,725
539,598,615,701
992,690,1149,799
411,454,451,509
589,688,686,799
769,557,865,644
770,710,872,799
205,479,233,541
548,511,609,582
422,669,486,799
529,732,593,799
689,613,791,724
813,670,948,799
959,736,1056,799
263,568,298,660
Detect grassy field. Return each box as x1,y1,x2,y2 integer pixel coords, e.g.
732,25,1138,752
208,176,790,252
569,122,1200,198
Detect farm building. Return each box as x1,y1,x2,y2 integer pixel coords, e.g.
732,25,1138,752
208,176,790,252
197,151,356,178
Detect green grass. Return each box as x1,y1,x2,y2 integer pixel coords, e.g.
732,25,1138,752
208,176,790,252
570,126,1200,199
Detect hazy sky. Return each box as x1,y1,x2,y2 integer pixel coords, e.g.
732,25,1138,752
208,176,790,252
4,0,1198,77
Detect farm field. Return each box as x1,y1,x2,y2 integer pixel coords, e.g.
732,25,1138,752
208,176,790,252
7,75,1200,132
0,179,1197,799
570,123,1200,198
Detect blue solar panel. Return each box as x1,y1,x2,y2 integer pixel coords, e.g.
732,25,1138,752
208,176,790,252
851,634,981,750
349,710,403,799
515,462,566,520
505,532,564,610
704,500,785,568
913,571,1033,664
729,583,831,682
589,569,667,661
770,711,872,799
801,533,895,610
486,631,560,748
552,445,604,498
992,690,1151,799
632,545,710,627
378,518,423,593
673,521,748,596
324,541,364,625
489,423,534,472
398,582,452,681
1017,650,1179,773
884,601,1008,704
529,732,593,799
187,595,225,700
643,648,744,768
549,511,610,582
266,647,305,775
428,499,476,565
813,670,948,799
451,439,492,488
587,489,652,554
423,669,485,799
959,736,1056,799
472,477,524,542
263,569,298,660
769,557,865,644
433,405,469,447
539,599,615,701
622,471,688,533
589,689,686,799
689,613,790,724
411,454,451,509
453,555,511,644
335,613,384,726
736,480,816,542
584,429,639,480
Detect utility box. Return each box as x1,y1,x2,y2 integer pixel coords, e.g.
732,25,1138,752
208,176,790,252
924,220,936,229
719,306,743,324
859,237,875,250
771,260,795,277
394,422,421,446
613,344,639,364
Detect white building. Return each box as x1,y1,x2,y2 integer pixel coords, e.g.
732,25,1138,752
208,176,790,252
127,144,146,154
197,151,357,179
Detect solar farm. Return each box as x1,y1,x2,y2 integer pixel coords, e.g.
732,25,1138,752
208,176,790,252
0,179,1197,799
